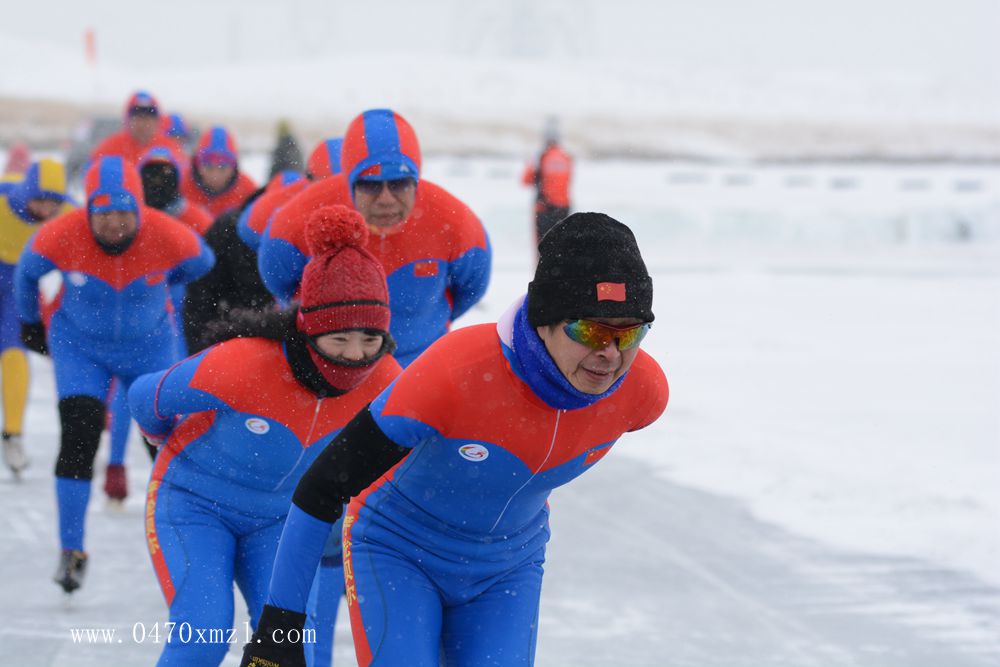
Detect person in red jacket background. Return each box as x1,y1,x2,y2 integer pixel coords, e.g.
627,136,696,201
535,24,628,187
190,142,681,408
181,126,258,218
90,91,184,167
522,117,573,246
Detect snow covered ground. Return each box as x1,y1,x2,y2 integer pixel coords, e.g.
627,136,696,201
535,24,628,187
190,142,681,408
427,155,1000,591
0,154,998,665
1,2,999,662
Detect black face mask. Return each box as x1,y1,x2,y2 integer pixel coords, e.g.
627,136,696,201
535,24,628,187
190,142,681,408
88,209,138,256
91,230,137,256
140,163,180,210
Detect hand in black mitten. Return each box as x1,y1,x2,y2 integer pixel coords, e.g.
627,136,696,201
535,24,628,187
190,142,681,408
239,604,308,667
20,321,48,356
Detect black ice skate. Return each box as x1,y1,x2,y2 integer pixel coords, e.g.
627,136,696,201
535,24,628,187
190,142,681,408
54,549,88,593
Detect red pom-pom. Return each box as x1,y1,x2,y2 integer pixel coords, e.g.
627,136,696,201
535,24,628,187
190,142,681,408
305,205,369,255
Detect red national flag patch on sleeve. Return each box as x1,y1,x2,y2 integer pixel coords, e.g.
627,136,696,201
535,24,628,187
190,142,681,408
414,261,439,277
596,282,626,302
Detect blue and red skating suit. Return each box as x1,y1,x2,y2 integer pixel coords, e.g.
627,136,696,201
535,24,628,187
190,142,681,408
235,177,309,252
131,338,401,589
259,174,491,365
14,163,213,398
164,196,213,236
340,313,667,664
140,146,214,235
353,316,667,552
91,91,185,166
182,168,258,219
91,132,185,169
181,127,258,218
15,207,212,344
236,138,343,252
130,338,400,666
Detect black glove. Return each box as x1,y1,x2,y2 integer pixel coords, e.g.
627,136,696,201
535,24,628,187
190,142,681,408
240,604,307,667
20,322,48,356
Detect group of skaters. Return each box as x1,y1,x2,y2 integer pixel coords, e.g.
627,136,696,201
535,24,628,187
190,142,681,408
0,90,667,667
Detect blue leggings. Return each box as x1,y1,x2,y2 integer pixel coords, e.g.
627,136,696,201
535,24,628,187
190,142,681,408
306,560,344,667
149,483,286,667
107,379,132,466
347,539,543,666
49,326,178,551
0,262,21,352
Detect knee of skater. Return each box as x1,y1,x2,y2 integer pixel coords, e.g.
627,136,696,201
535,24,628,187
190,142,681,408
55,395,107,479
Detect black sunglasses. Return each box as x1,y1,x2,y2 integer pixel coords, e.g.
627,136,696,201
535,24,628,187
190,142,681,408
354,178,416,196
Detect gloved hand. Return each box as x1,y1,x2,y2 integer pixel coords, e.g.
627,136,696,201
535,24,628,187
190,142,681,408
240,604,308,667
20,321,48,356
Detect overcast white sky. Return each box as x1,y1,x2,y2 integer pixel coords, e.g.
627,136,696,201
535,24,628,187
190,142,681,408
3,0,996,79
2,0,998,157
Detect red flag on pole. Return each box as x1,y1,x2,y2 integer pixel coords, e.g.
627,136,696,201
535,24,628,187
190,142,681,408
84,27,96,65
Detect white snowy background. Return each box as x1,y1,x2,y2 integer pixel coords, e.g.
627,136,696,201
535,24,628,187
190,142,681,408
0,2,998,665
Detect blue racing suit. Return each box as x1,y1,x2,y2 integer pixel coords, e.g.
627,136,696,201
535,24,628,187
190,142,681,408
260,297,668,666
130,337,400,667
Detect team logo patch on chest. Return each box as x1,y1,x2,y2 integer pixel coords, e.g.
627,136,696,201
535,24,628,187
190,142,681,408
67,271,88,287
245,418,270,435
458,444,489,462
145,272,166,285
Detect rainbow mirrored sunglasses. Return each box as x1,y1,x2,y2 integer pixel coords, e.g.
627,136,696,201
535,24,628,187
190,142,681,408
563,319,651,351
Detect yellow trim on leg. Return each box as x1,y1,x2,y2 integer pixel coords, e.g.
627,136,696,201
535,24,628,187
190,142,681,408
1,349,29,435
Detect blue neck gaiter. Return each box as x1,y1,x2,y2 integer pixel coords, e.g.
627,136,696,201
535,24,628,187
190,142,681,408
510,301,626,410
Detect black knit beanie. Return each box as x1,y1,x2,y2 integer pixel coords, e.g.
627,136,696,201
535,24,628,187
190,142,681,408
527,212,654,326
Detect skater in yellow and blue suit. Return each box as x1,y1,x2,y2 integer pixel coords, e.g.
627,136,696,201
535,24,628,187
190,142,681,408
0,158,73,476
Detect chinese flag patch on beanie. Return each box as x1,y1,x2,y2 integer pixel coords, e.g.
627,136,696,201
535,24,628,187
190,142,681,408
527,212,653,326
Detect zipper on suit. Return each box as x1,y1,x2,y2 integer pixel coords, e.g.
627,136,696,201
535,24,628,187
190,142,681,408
271,398,324,492
488,409,563,534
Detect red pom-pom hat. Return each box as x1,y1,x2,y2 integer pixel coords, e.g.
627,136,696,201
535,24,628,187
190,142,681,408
295,205,390,336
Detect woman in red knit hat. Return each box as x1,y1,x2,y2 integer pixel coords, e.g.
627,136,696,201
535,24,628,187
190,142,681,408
128,205,400,667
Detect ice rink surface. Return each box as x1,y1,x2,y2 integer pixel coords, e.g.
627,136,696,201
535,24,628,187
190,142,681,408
0,156,998,665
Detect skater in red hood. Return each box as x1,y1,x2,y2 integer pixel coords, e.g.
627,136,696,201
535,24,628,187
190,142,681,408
90,91,184,166
260,109,491,366
181,126,258,218
139,146,213,235
15,156,214,595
